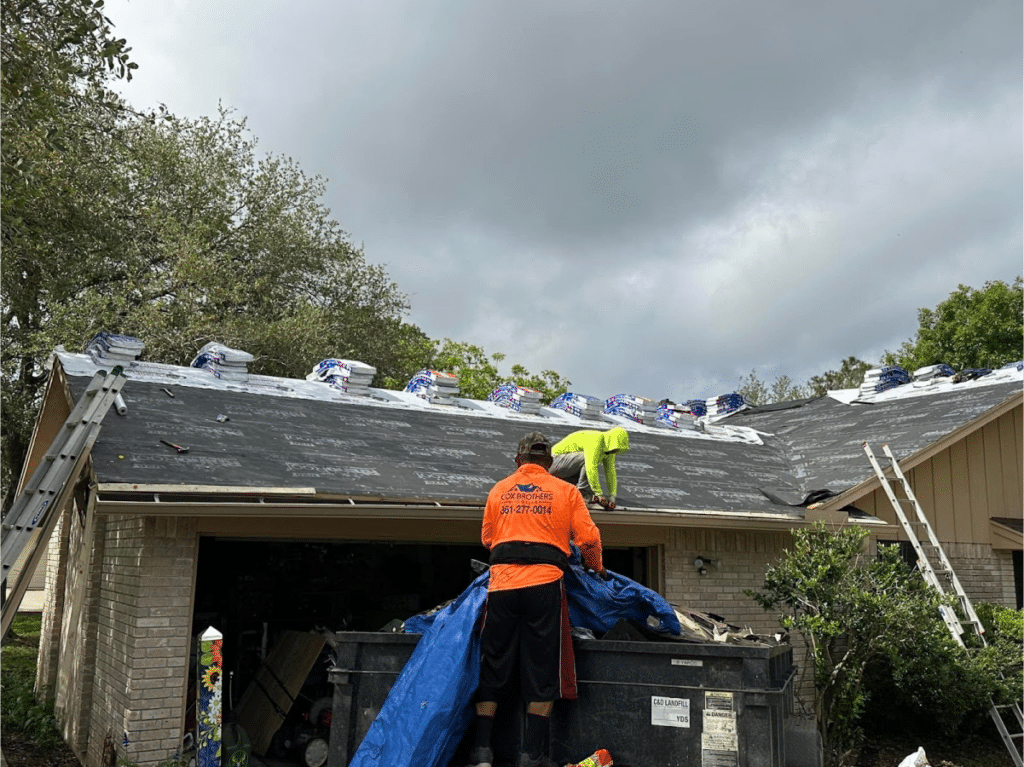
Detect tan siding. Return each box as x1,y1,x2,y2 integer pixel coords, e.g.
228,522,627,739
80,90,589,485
997,410,1023,516
982,421,1006,513
965,430,990,542
945,440,969,541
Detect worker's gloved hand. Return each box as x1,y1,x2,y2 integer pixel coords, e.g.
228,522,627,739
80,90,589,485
608,495,617,509
593,495,614,510
596,568,611,581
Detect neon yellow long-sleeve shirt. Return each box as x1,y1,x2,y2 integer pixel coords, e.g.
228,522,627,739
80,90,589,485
552,426,630,498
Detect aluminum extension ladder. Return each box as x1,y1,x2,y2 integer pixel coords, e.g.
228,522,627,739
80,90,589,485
863,442,1024,767
1,368,126,639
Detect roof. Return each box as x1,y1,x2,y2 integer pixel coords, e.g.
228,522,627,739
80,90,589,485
723,380,1022,503
47,351,1022,523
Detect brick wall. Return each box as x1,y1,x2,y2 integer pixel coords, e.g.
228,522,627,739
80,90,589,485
81,515,198,767
945,543,1017,608
36,501,71,702
660,528,822,711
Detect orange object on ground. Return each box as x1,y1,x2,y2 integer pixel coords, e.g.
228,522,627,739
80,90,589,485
568,748,613,767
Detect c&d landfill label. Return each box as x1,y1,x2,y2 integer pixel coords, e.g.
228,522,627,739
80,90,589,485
650,696,690,727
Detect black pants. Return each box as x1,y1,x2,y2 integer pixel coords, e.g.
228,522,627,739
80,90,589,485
478,579,563,703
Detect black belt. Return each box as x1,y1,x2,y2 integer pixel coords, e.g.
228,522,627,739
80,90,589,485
489,541,569,571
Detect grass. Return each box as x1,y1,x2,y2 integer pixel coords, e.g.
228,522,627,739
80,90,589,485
1,613,65,751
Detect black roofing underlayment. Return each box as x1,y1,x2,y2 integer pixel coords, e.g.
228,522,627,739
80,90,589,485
724,382,1021,502
68,375,1019,514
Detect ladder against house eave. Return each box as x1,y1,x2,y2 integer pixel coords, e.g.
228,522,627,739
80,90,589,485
0,368,126,639
862,442,1024,767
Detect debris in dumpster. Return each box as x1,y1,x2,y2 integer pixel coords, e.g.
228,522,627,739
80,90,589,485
568,748,614,767
601,617,654,642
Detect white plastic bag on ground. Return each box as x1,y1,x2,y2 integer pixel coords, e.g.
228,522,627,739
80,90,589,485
897,747,929,767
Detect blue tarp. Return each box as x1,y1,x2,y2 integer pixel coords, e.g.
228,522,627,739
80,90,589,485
349,547,681,767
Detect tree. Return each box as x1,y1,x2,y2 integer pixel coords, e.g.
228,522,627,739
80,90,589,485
884,277,1023,372
1,97,430,503
736,369,809,406
2,0,139,504
807,357,873,397
428,339,571,403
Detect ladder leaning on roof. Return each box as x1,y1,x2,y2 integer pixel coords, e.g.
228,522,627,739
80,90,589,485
862,442,1024,767
0,367,126,639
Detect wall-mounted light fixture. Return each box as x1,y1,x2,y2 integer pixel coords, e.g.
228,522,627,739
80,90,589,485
694,556,719,576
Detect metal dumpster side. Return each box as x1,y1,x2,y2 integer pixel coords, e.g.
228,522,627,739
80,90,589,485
550,638,795,767
328,632,796,767
328,632,421,767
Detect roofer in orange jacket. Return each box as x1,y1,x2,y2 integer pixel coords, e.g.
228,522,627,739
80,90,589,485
469,431,606,767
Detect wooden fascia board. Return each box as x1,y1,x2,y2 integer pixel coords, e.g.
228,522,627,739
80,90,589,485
16,360,74,495
93,494,891,533
990,519,1023,551
821,391,1024,512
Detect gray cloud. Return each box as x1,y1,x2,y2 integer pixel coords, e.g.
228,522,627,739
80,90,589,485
108,0,1022,401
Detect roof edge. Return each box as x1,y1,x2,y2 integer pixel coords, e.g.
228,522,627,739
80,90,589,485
990,518,1024,551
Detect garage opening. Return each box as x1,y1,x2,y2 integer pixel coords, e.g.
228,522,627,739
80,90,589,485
190,537,648,766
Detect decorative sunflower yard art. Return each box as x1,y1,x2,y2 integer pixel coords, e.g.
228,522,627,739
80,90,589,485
197,626,224,767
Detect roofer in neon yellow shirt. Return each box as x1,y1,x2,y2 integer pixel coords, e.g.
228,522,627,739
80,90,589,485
549,426,630,510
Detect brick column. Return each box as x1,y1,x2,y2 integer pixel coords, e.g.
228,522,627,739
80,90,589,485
84,515,198,767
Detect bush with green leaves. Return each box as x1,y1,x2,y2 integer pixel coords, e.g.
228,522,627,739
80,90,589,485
748,524,992,767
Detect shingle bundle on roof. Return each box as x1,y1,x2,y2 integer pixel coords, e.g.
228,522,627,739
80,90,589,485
860,366,910,395
405,369,460,402
912,364,955,381
682,399,707,417
306,358,377,395
705,392,747,417
656,401,696,430
486,383,543,414
1001,360,1024,371
604,394,659,424
85,332,146,365
190,342,253,382
549,392,605,420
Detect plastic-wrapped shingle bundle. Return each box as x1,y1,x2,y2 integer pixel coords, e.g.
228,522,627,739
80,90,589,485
1000,360,1024,372
549,392,605,420
705,392,746,417
486,384,543,414
306,358,377,395
85,332,145,365
655,401,696,430
405,369,460,402
190,342,253,382
912,364,955,381
683,399,707,417
604,394,659,425
859,366,910,395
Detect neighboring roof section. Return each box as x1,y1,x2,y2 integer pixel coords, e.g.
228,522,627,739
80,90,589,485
726,379,1022,497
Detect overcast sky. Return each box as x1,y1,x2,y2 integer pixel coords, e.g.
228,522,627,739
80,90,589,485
104,0,1022,403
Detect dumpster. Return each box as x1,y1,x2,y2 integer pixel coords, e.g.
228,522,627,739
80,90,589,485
550,638,794,767
328,631,795,767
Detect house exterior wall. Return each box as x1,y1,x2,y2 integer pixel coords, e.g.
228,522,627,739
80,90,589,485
83,515,199,767
857,407,1023,545
36,501,72,702
851,407,1021,609
41,511,199,767
659,529,819,710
